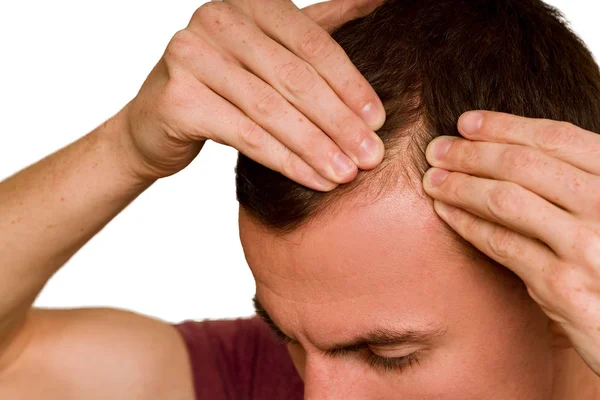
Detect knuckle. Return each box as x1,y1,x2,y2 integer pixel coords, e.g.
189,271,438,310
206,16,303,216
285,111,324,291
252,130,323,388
487,226,518,260
454,141,481,170
158,79,210,140
458,211,480,235
276,62,320,96
577,227,600,271
236,118,266,149
166,29,199,63
191,1,229,25
298,26,335,61
443,173,464,201
499,147,540,171
334,113,367,147
279,149,297,178
486,183,522,220
477,114,502,139
254,89,287,120
306,130,337,163
566,172,589,199
543,265,571,301
541,227,600,313
543,264,590,314
537,122,581,152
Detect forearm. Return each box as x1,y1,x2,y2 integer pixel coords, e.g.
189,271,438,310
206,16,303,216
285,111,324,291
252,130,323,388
0,109,153,344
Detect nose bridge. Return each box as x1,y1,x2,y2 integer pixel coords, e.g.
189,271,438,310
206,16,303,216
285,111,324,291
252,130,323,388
302,354,367,400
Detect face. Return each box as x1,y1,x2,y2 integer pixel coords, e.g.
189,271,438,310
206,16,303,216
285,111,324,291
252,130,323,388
239,184,554,399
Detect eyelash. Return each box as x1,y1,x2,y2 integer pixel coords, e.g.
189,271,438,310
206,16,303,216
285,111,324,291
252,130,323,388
261,319,422,374
328,347,422,374
267,324,292,344
366,351,421,373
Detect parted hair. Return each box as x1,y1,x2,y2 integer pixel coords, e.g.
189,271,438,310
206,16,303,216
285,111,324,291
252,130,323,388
236,0,600,232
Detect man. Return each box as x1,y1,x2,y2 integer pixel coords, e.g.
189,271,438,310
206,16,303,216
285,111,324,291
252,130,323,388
1,0,600,399
231,0,600,398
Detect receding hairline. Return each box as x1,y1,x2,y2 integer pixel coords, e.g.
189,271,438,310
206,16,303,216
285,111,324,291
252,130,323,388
239,119,433,236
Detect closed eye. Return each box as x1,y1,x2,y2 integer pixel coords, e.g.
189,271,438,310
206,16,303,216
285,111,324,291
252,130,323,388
328,346,423,374
366,351,421,373
253,294,443,374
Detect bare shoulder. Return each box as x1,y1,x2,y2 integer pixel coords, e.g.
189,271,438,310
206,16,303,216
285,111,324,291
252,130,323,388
0,308,195,400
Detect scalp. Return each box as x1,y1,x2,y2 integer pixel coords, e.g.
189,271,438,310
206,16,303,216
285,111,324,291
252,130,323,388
236,0,600,233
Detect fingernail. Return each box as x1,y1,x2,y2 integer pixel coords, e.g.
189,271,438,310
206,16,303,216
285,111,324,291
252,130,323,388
459,111,484,136
358,135,382,165
430,137,454,161
313,174,338,192
426,168,449,188
360,102,386,129
332,152,356,177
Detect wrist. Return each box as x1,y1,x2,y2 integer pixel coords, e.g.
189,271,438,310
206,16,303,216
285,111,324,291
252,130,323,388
108,101,205,183
94,105,157,190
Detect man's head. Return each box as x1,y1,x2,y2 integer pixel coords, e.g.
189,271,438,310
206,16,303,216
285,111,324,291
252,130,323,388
237,0,600,398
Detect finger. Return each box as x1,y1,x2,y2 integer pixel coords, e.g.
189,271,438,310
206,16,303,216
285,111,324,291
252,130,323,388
163,64,337,192
457,111,600,175
174,27,358,183
301,0,386,33
251,0,387,131
432,200,557,294
425,137,600,216
199,89,337,192
194,3,384,170
423,169,578,255
208,56,358,183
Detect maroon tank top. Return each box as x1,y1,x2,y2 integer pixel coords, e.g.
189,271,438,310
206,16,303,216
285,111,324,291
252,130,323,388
175,317,304,400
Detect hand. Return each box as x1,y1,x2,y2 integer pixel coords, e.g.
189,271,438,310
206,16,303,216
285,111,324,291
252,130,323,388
121,0,386,189
422,111,600,374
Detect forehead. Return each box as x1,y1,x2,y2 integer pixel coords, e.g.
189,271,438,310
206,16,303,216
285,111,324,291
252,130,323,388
239,187,501,345
240,188,468,295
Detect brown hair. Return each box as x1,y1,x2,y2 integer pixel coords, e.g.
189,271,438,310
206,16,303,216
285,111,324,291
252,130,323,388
236,0,600,232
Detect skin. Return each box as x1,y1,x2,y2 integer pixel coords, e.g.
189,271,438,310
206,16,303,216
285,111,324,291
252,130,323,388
0,1,385,398
239,179,583,399
424,112,600,375
0,0,599,397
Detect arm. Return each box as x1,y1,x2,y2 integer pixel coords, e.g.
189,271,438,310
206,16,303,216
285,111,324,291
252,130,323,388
0,0,386,397
0,111,195,399
0,111,149,356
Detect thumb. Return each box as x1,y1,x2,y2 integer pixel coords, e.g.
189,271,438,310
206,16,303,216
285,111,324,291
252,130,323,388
301,0,385,33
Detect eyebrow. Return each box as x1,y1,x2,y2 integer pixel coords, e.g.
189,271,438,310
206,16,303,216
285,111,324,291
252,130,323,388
253,295,446,356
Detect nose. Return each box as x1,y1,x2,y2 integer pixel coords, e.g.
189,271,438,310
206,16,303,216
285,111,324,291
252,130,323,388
302,355,370,400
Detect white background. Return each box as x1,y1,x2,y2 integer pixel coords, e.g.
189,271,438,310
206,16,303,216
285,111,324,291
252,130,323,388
0,1,598,323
